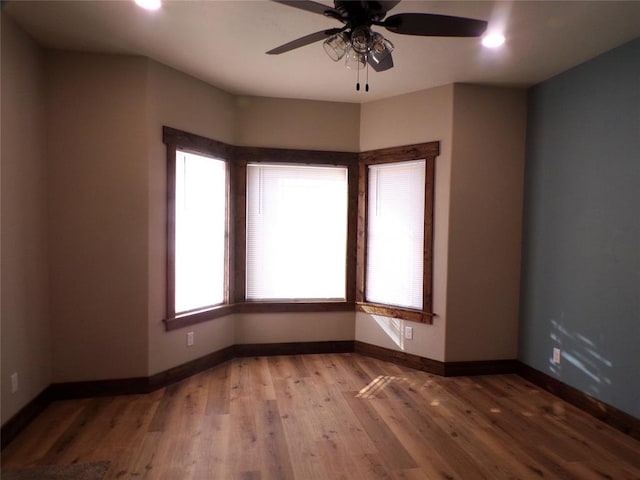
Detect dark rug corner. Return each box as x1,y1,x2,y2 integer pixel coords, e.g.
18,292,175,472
1,461,110,480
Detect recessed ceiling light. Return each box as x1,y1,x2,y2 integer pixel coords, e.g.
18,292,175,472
482,33,505,48
134,0,161,11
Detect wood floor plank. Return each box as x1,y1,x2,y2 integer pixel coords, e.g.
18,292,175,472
301,354,344,388
229,357,276,401
367,394,467,479
343,391,417,471
227,398,261,475
196,413,232,479
0,399,85,468
266,355,294,381
114,430,162,479
3,353,639,480
204,360,232,415
333,353,378,391
254,399,295,480
308,382,377,456
36,397,116,465
279,409,331,480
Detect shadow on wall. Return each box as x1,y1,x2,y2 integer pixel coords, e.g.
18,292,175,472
549,317,612,397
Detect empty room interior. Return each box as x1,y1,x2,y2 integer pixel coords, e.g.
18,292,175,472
1,1,639,478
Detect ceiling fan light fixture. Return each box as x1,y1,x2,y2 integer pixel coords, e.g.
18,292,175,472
351,26,373,54
482,33,505,48
370,33,394,65
345,47,367,70
323,32,350,61
134,0,161,11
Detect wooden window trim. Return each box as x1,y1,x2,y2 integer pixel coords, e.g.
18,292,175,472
163,127,437,329
164,301,357,331
234,146,358,305
356,142,439,324
163,127,232,329
163,127,358,330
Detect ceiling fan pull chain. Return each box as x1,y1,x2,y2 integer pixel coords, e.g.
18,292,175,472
366,59,370,92
356,66,360,91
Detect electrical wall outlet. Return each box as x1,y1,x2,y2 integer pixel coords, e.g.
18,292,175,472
10,372,19,394
553,347,561,365
404,326,413,340
187,331,195,347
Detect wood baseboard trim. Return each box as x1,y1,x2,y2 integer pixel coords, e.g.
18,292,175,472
1,387,54,449
354,341,445,374
149,345,236,391
49,346,240,402
235,340,354,357
444,359,519,376
49,376,150,400
354,341,518,377
517,362,640,442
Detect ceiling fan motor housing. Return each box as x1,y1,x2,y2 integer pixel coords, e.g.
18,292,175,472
333,1,391,24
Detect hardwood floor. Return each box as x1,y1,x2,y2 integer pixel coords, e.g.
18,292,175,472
2,353,640,479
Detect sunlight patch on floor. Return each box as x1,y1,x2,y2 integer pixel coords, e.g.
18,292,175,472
356,375,409,399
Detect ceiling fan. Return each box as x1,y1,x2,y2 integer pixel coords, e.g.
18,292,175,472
267,0,488,87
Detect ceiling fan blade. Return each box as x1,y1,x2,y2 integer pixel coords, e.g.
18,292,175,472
272,0,337,17
382,13,487,37
368,52,394,72
266,28,343,55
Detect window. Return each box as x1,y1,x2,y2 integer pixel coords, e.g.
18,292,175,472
163,128,232,327
174,150,227,313
356,143,438,323
366,160,425,309
245,164,349,301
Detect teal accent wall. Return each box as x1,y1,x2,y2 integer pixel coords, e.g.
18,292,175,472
520,38,640,418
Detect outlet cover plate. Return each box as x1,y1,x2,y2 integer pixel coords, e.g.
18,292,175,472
404,326,413,340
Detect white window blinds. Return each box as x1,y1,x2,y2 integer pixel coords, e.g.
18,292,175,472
366,160,425,309
246,163,348,300
174,150,226,312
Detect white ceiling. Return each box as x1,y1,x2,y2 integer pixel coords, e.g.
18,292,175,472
6,0,640,104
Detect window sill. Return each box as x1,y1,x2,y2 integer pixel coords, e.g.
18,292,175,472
164,304,237,331
355,302,435,324
164,301,434,331
164,301,355,331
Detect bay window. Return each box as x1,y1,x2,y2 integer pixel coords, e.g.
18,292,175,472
163,126,437,330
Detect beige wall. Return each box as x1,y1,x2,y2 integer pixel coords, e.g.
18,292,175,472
357,85,454,361
235,96,360,152
46,51,150,381
1,16,51,422
235,312,355,345
445,84,526,361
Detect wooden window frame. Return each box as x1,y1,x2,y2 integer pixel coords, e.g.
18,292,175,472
356,143,439,324
163,127,357,331
234,147,359,309
163,127,437,330
163,127,233,330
